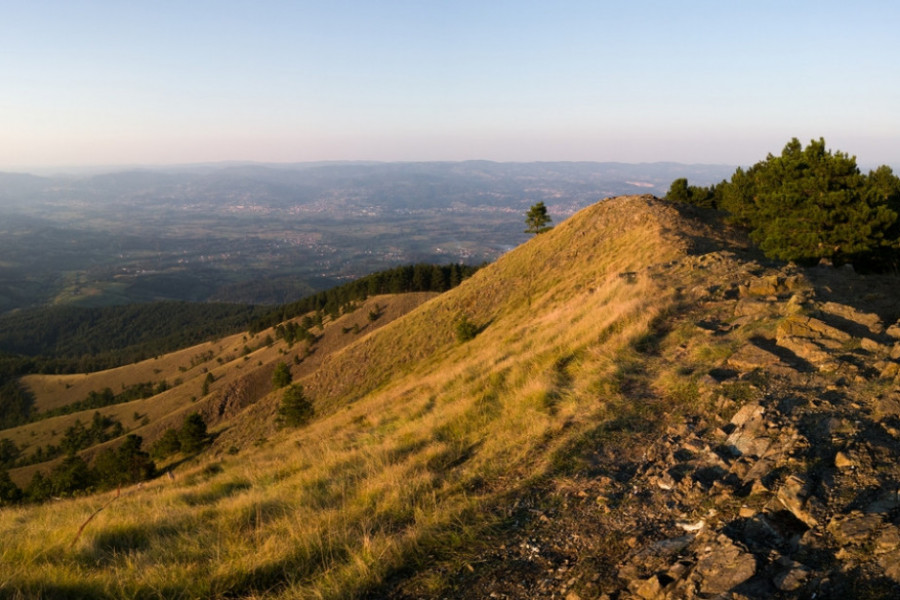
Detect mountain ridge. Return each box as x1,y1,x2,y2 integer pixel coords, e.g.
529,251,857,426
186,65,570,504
3,195,900,598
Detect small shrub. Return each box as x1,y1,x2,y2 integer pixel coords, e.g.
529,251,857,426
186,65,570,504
201,372,215,396
272,362,292,389
720,381,756,403
455,315,479,342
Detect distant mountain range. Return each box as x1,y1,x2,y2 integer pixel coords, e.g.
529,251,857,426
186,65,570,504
0,161,736,209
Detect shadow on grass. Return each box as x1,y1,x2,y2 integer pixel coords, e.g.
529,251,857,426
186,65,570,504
148,542,352,600
358,402,669,598
178,478,251,506
426,440,482,473
77,518,184,567
7,581,116,600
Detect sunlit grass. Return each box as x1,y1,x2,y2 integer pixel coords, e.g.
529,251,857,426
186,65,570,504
0,196,737,598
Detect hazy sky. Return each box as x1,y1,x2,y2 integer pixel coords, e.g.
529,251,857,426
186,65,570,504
2,1,898,170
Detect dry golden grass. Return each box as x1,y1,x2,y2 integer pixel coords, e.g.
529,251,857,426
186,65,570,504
22,333,242,412
0,196,728,598
6,293,437,487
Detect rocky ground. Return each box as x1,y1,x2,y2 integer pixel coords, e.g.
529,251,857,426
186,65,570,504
377,243,900,599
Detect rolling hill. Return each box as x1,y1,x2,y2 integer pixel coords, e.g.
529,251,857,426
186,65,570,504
2,195,900,599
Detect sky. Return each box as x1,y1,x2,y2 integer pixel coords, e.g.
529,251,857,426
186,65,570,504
2,0,899,171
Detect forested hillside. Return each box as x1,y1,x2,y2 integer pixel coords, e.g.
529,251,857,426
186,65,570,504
0,263,478,431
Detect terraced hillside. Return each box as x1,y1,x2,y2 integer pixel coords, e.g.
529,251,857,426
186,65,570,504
2,196,900,599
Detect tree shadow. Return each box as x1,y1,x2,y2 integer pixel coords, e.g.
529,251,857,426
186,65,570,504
805,267,900,327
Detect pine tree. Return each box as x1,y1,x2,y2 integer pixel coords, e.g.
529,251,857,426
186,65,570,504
26,471,52,502
278,384,314,427
117,435,155,484
666,177,719,209
50,455,93,496
150,428,182,459
0,437,19,468
179,413,209,454
95,435,155,487
0,468,22,505
719,138,900,266
525,202,553,234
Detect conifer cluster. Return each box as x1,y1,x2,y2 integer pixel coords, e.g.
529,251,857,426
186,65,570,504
667,138,900,270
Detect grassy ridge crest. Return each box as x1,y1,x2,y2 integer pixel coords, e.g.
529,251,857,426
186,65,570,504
0,196,770,598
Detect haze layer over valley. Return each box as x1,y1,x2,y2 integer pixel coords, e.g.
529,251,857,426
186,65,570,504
0,161,732,312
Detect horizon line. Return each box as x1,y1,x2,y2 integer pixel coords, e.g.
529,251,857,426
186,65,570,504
1,158,743,177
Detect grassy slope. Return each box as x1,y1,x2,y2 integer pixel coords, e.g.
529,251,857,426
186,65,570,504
0,196,736,598
8,293,438,485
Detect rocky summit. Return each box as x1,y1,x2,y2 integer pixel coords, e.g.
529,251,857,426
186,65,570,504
377,198,900,599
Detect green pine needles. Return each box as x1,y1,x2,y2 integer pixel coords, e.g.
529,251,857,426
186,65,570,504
525,202,553,234
667,137,900,270
279,384,314,427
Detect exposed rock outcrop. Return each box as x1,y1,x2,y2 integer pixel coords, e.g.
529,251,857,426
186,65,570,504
405,202,900,599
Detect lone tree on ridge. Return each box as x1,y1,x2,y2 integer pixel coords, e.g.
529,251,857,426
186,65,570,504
525,202,553,234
